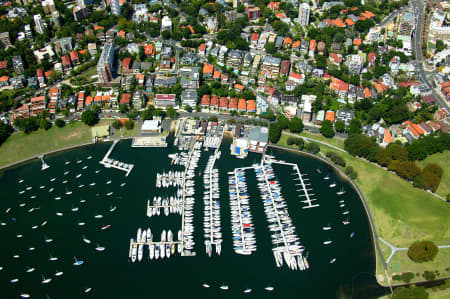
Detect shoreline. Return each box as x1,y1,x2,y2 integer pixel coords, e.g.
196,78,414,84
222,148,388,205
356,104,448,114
268,144,393,291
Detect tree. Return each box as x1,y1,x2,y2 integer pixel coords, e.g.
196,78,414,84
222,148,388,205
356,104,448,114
119,104,129,114
265,42,276,54
348,119,362,134
184,105,192,112
55,119,65,128
422,164,443,178
376,149,392,167
40,119,52,130
393,286,429,299
320,120,334,138
112,120,122,130
326,152,346,167
395,161,421,181
81,110,99,126
345,166,358,180
387,143,408,161
287,137,296,145
268,122,282,143
296,138,304,150
127,109,139,120
305,142,320,154
334,120,345,132
0,122,13,146
166,106,178,119
124,120,134,130
408,241,439,263
141,108,153,120
277,115,289,130
289,117,304,133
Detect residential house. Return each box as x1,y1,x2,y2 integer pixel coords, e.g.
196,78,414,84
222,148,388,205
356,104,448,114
48,88,60,114
133,90,145,109
261,56,281,79
238,98,246,112
155,94,176,108
330,76,349,98
12,56,24,74
201,94,210,108
227,50,243,69
210,95,219,110
219,97,228,112
29,96,46,116
61,55,72,72
280,60,290,76
228,98,237,111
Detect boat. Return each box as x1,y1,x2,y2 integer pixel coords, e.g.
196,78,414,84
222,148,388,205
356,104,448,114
101,225,111,230
78,222,86,226
322,225,332,231
41,221,47,226
220,285,229,290
109,206,117,212
329,182,336,188
149,244,155,260
55,270,63,276
343,219,350,225
76,174,82,178
10,278,19,283
202,284,210,288
243,289,252,293
73,256,84,266
94,214,103,219
18,179,24,183
83,236,91,244
323,240,333,245
87,156,92,159
26,267,35,273
95,243,105,251
41,276,52,284
138,244,143,261
49,254,58,261
28,247,35,251
350,232,355,238
84,288,92,293
265,286,274,291
106,192,113,196
131,244,137,262
336,188,345,195
19,293,30,298
106,180,111,184
56,211,64,216
330,258,336,264
49,188,54,192
317,169,321,174
120,183,126,187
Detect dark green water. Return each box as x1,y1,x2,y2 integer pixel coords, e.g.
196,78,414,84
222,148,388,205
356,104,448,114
0,138,387,298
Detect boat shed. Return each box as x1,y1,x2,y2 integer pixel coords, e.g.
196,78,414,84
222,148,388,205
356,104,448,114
248,126,268,153
141,120,161,134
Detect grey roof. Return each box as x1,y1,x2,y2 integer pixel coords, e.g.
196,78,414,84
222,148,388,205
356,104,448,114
248,126,269,143
263,56,281,65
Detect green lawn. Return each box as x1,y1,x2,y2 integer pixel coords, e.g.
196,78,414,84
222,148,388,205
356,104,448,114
97,119,137,138
282,130,346,149
276,136,450,285
417,151,450,198
0,121,92,167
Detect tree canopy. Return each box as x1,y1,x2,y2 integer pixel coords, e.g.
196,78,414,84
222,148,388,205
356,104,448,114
81,110,99,126
408,240,439,263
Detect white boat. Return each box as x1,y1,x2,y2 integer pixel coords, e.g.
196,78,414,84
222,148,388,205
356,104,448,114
56,212,63,216
106,180,111,184
26,267,35,273
202,284,210,288
95,243,105,251
41,221,47,226
106,192,113,196
73,256,84,266
78,222,86,226
95,170,100,173
323,240,333,245
85,288,92,293
55,270,64,276
41,276,52,284
49,255,58,261
330,258,336,264
138,244,143,261
120,183,126,187
10,278,19,283
131,244,137,262
76,174,82,178
28,247,35,251
220,285,229,290
19,293,30,298
18,179,24,183
90,182,96,186
49,188,54,192
243,289,252,293
94,214,103,219
50,178,56,182
329,182,336,188
265,286,274,291
149,244,155,260
322,226,332,231
137,228,142,242
83,236,91,244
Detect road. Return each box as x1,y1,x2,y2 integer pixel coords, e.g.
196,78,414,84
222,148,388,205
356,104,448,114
411,0,449,110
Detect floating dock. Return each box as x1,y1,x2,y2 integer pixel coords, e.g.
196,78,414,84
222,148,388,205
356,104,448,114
39,155,50,171
99,140,134,176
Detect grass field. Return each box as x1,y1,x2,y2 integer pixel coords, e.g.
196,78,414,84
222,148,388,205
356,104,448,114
276,134,450,285
97,119,137,138
283,130,346,149
0,121,91,167
417,152,450,198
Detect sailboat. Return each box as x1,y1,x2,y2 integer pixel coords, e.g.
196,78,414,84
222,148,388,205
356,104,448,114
323,240,333,245
10,278,19,283
202,284,210,288
55,270,63,277
41,220,47,226
26,267,35,273
220,285,229,290
49,254,58,261
41,276,52,284
265,286,274,291
330,258,336,264
19,293,30,298
73,256,84,266
322,225,332,231
83,236,91,244
95,243,105,251
336,188,345,195
243,289,252,293
84,288,92,293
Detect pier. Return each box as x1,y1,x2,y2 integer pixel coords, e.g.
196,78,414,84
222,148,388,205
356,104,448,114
268,159,319,209
128,239,182,258
99,140,134,176
39,155,50,171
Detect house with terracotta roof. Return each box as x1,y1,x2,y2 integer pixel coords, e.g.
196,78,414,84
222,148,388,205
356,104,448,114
234,84,244,92
210,95,219,110
434,107,449,121
136,73,145,86
283,37,292,48
267,2,280,10
0,60,7,69
120,93,131,106
289,72,305,85
330,76,349,98
353,38,362,47
345,18,355,26
30,96,46,116
228,98,237,111
368,52,376,67
11,104,29,121
219,97,228,112
144,44,155,56
309,40,316,57
203,62,213,78
292,40,301,49
280,60,290,76
122,57,132,74
238,98,246,112
201,94,210,108
325,110,335,123
247,99,256,112
70,51,79,65
61,55,72,71
382,128,392,147
198,43,206,56
48,88,60,114
250,33,259,45
329,53,343,65
333,19,346,27
77,91,85,111
0,75,9,88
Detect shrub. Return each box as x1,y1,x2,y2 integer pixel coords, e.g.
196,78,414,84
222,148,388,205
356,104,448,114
287,137,296,145
124,120,134,130
326,151,346,167
400,272,415,283
392,286,428,299
408,241,439,263
423,271,436,281
55,119,66,128
305,142,320,154
112,120,122,130
40,119,52,130
296,138,304,150
345,166,358,180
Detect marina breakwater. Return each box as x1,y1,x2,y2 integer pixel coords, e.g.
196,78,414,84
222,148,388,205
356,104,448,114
0,138,389,298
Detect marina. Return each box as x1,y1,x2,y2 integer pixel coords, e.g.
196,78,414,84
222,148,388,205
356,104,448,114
99,140,134,176
0,136,380,298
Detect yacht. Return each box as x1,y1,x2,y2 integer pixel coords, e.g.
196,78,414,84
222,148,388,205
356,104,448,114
50,178,56,182
350,232,355,238
106,192,113,196
149,244,155,260
95,170,100,174
138,244,143,261
343,220,350,225
95,243,105,251
83,236,91,244
44,236,53,243
73,256,84,266
19,294,30,298
84,288,92,293
106,180,112,184
28,247,35,251
41,276,52,284
265,286,274,291
110,205,117,212
330,258,336,264
49,188,54,192
243,289,252,293
87,156,92,159
131,244,137,262
49,255,58,261
94,214,103,219
120,183,126,187
220,285,229,290
322,225,332,231
10,278,19,283
26,267,35,273
101,225,111,230
76,174,82,178
78,222,86,226
41,221,47,226
18,179,24,183
90,182,96,186
202,284,210,288
56,212,63,216
323,240,333,245
55,270,63,277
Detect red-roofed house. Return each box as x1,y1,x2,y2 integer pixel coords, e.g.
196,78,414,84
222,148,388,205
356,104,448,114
70,51,79,65
198,43,206,56
85,96,93,106
250,33,259,45
434,108,449,121
368,52,376,67
228,98,237,111
309,40,316,56
219,97,228,111
11,104,29,121
0,60,7,69
48,88,60,114
203,62,213,78
382,129,392,147
325,110,335,123
36,68,45,88
210,95,219,110
267,2,280,10
77,91,85,111
201,94,210,108
353,38,362,47
345,18,355,26
30,96,46,116
280,60,290,76
292,40,301,49
330,77,349,98
329,53,343,64
238,99,246,112
333,19,346,27
246,100,256,112
144,44,155,56
234,84,244,92
122,57,132,74
120,93,131,106
289,72,305,84
61,55,72,71
283,37,292,47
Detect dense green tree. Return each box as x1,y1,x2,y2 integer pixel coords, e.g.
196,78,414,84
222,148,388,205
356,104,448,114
348,119,362,134
396,161,421,181
387,143,408,162
305,142,320,154
0,122,13,145
124,120,134,130
334,120,345,132
345,133,378,158
81,110,99,126
320,120,334,138
392,286,428,299
277,115,289,130
119,104,129,114
166,106,178,119
265,42,277,54
288,117,303,133
184,105,192,113
112,120,122,130
345,166,358,180
408,241,439,263
326,152,346,167
141,108,153,120
14,117,40,134
268,122,282,143
127,109,139,120
375,148,392,167
55,119,65,128
422,163,443,178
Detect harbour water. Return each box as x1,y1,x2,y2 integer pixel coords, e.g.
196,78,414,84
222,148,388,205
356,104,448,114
0,138,387,298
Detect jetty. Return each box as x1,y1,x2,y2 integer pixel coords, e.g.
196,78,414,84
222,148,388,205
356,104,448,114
99,140,134,176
